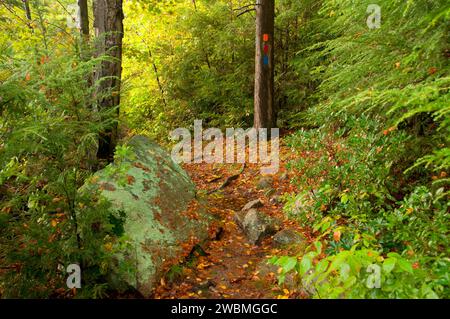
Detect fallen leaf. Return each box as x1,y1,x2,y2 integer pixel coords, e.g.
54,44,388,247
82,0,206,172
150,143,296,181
333,230,341,242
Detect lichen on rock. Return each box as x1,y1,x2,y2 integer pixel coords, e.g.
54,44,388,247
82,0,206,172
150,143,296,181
81,136,212,296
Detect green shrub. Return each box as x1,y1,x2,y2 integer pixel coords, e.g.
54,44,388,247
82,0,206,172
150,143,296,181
279,117,448,298
0,45,128,298
272,189,449,299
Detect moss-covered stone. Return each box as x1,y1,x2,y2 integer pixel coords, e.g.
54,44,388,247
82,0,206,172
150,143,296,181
82,136,211,296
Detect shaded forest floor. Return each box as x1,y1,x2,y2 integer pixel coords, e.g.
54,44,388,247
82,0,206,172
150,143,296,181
152,142,315,299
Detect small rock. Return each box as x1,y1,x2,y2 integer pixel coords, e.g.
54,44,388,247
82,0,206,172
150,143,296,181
197,279,216,290
242,199,264,211
269,195,281,204
273,229,305,247
256,175,273,190
234,209,280,244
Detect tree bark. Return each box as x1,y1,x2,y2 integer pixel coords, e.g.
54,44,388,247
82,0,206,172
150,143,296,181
93,0,124,162
78,0,89,39
254,0,276,130
229,0,235,63
22,0,31,20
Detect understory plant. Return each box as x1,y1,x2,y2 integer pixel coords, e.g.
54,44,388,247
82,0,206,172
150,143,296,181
0,43,130,298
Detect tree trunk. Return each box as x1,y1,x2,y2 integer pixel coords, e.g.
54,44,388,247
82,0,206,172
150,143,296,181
22,0,31,20
229,0,235,64
254,0,276,130
149,48,167,109
93,0,124,162
78,0,89,39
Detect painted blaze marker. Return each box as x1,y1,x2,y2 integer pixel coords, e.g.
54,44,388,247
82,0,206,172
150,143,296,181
262,34,270,66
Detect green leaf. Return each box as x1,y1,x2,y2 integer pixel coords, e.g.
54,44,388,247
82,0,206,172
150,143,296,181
316,259,329,274
314,241,322,254
347,255,362,273
282,257,298,273
300,256,312,275
329,250,351,272
339,263,350,281
397,258,413,274
278,273,286,285
425,291,439,299
383,258,396,273
321,221,331,232
343,275,357,289
340,193,349,204
387,252,402,259
268,256,278,264
274,256,288,266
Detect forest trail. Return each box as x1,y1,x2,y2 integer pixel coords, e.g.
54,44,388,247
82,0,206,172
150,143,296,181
152,143,313,299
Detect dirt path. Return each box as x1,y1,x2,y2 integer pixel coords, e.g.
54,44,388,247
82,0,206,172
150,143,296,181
153,145,312,299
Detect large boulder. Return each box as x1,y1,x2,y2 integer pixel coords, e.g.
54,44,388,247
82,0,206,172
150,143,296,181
82,136,212,296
